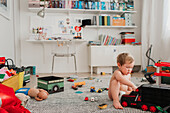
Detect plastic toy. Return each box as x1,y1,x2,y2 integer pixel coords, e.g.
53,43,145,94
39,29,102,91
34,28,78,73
75,91,83,94
15,93,30,107
72,85,78,90
100,72,105,75
0,84,30,113
98,104,108,109
154,62,170,85
96,89,103,93
84,97,88,101
90,86,96,92
74,81,86,87
120,84,170,112
90,97,95,102
67,79,74,82
0,74,5,82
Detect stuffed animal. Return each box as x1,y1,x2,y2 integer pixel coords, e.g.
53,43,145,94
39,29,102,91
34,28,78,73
28,88,49,101
15,93,30,107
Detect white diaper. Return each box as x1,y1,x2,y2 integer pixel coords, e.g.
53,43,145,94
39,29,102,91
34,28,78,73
119,91,126,100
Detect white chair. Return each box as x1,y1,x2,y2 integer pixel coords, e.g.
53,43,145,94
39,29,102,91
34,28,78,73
51,40,77,74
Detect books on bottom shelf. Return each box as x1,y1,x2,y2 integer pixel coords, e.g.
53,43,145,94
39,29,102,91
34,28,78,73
99,34,122,45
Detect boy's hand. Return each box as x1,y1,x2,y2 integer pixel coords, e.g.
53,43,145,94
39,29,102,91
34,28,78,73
132,85,137,91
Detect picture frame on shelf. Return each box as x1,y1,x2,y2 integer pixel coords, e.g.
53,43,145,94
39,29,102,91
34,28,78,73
0,0,11,20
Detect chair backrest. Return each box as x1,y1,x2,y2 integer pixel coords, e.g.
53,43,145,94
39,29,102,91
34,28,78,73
51,40,76,55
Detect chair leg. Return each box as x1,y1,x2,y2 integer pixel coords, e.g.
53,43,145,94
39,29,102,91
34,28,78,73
73,54,77,74
52,55,55,74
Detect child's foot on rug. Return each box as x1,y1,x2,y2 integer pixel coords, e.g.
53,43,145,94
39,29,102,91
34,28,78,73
113,100,123,109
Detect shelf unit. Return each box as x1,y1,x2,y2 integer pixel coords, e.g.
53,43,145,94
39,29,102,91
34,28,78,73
88,45,142,75
26,39,86,43
28,8,137,14
85,25,137,29
28,2,140,75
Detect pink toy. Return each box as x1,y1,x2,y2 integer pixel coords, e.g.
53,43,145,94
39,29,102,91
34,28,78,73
0,67,12,81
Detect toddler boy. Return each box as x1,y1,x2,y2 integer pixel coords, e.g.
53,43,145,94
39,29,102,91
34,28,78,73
108,53,137,109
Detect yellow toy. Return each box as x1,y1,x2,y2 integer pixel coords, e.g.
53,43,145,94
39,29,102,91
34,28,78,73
74,81,86,87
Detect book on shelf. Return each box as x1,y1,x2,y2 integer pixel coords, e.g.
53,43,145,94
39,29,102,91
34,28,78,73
99,34,122,45
98,15,111,26
120,32,135,44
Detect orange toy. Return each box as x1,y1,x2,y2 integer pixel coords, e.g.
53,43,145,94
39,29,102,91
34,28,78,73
74,81,86,87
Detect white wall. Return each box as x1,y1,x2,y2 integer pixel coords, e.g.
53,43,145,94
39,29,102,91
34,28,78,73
0,1,15,60
18,0,142,74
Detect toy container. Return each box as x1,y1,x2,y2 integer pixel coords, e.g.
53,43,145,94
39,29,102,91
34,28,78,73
38,76,64,94
1,71,24,92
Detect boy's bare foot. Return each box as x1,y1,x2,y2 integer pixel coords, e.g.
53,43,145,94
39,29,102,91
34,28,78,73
113,100,123,109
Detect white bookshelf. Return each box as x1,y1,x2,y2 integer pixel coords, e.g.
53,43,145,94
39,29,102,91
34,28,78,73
86,25,137,29
28,8,137,14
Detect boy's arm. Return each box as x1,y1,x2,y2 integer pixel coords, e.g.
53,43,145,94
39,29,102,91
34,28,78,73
114,71,137,90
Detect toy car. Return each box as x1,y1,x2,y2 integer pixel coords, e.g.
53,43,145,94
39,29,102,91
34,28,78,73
98,104,107,109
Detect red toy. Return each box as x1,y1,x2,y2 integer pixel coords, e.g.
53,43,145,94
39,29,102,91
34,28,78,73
0,84,30,113
0,57,5,65
67,79,74,82
72,85,78,90
84,97,88,101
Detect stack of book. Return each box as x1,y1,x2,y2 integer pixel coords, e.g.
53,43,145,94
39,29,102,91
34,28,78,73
99,34,122,45
120,32,135,44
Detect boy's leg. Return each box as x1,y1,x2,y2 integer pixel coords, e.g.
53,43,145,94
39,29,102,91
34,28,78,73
109,79,123,109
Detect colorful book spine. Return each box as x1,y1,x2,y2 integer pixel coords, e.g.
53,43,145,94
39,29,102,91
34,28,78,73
107,16,110,26
104,16,107,26
99,16,102,26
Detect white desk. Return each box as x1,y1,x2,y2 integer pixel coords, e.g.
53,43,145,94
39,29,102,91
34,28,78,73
26,39,86,63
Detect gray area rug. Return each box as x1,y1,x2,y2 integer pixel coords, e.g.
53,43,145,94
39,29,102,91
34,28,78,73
26,76,149,113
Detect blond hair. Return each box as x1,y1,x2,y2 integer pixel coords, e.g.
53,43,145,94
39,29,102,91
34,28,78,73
117,53,134,66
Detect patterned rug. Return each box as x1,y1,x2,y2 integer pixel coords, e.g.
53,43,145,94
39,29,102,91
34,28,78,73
25,76,149,113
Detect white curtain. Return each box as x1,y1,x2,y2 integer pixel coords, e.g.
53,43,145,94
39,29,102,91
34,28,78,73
141,0,164,69
161,0,170,61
